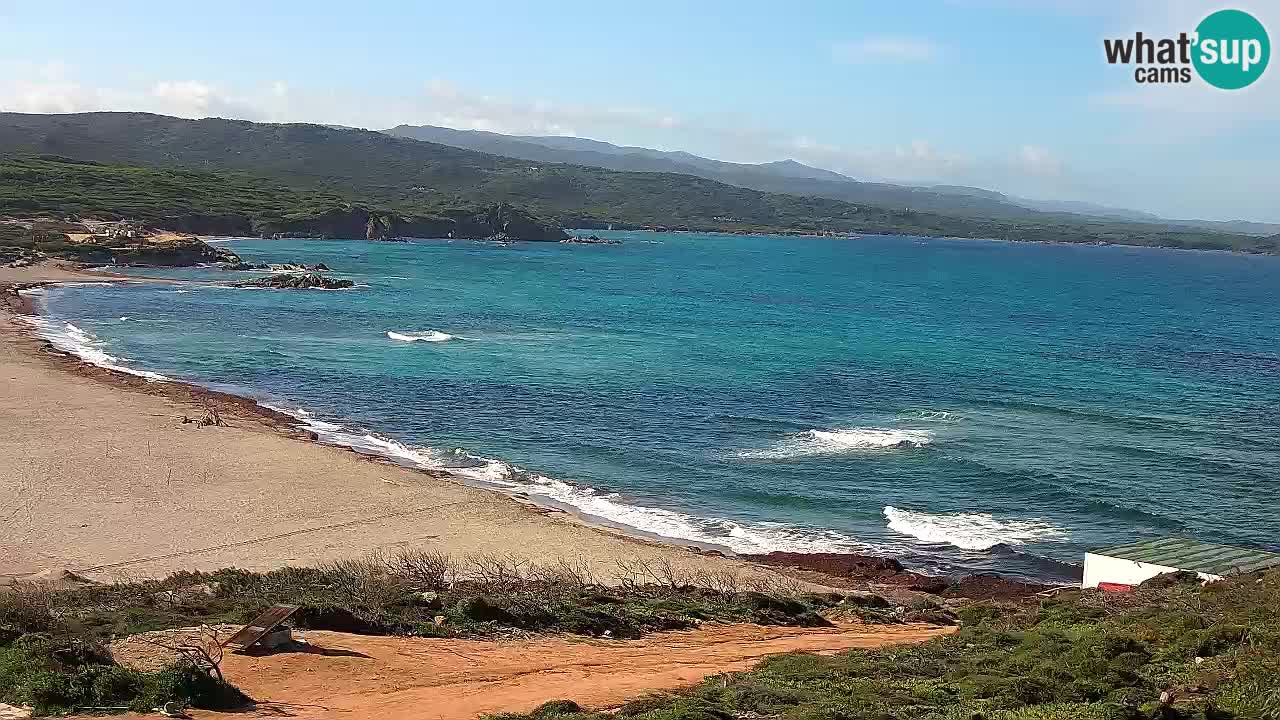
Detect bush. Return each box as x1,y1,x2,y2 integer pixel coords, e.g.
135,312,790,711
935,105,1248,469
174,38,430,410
486,568,1280,720
531,700,583,717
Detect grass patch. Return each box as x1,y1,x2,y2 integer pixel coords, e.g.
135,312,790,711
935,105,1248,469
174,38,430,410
488,570,1280,720
1,551,917,715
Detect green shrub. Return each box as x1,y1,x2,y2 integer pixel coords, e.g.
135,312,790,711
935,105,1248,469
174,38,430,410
531,700,583,718
487,569,1280,720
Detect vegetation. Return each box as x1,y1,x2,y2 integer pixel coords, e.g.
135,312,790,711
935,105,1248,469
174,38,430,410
0,551,918,715
493,570,1280,720
1,113,1274,253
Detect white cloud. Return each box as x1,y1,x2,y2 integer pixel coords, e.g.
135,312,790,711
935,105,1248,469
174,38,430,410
148,80,265,120
418,78,686,137
7,66,1273,220
832,36,939,64
0,64,272,121
1014,144,1062,177
0,66,1063,198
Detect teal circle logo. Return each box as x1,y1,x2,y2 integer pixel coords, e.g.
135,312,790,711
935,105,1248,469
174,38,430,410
1193,9,1270,90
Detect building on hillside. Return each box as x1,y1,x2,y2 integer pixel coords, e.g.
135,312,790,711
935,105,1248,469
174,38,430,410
1083,537,1280,590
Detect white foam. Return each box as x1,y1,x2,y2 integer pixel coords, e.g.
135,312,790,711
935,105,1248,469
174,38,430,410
907,410,961,423
735,427,934,459
883,506,1065,551
387,330,455,343
18,317,170,382
467,462,877,554
262,402,879,555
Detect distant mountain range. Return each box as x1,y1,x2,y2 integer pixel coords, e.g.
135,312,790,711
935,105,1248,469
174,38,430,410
385,124,1279,236
0,111,1275,253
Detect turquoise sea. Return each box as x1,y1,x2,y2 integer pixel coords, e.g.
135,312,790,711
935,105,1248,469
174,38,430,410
25,232,1280,581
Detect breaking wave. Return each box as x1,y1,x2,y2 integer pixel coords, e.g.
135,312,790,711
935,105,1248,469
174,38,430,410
735,427,934,459
903,410,962,423
18,315,170,382
387,330,455,343
883,506,1066,551
266,403,879,554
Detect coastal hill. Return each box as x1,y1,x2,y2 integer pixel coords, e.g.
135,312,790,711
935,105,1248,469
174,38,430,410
387,123,1280,236
0,156,567,242
384,123,1053,220
1,112,1277,253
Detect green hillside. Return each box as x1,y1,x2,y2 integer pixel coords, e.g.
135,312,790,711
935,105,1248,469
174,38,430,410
0,112,1274,253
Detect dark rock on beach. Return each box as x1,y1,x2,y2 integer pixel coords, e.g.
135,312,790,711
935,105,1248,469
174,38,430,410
743,551,1049,599
941,573,1053,600
233,272,354,290
745,551,906,578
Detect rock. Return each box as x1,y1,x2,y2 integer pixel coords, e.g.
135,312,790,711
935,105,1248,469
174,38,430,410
39,234,242,267
744,551,905,578
222,261,334,272
233,273,354,290
483,203,569,242
561,234,622,245
941,573,1051,600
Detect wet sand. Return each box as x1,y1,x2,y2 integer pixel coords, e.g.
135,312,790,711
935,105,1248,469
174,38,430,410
0,264,776,584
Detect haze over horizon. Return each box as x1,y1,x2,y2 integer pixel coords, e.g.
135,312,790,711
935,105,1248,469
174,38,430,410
1,0,1277,223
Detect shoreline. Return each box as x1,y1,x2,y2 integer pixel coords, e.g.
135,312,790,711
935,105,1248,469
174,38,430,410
2,263,790,587
0,262,1062,599
2,269,752,561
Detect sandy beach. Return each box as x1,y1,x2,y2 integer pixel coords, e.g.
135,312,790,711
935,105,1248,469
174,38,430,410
0,264,773,584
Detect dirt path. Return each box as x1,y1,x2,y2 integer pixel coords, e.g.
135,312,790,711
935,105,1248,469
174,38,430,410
166,623,951,720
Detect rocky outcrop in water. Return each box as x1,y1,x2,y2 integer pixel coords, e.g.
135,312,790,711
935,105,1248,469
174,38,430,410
222,261,331,272
482,203,568,242
561,234,622,245
233,272,354,290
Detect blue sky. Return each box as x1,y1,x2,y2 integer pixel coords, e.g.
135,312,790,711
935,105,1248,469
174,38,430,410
1,0,1277,222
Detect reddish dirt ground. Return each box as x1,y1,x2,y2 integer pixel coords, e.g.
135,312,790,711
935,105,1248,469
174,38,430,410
164,622,951,720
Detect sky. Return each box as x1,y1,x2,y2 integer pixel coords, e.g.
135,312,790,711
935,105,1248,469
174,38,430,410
1,0,1277,223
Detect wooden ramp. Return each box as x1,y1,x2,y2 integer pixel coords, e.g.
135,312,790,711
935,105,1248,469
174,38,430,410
223,604,299,652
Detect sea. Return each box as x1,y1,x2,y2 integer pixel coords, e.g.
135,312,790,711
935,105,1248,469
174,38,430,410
21,232,1280,582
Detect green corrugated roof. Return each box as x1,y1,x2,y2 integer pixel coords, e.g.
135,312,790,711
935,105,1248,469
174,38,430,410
1091,537,1280,576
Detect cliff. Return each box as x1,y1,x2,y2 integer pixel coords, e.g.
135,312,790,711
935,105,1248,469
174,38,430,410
258,203,568,242
1,221,241,267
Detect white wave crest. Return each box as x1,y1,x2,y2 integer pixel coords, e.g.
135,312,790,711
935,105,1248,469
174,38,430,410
883,506,1065,551
452,458,877,554
18,317,170,382
906,410,961,423
736,427,934,459
387,330,455,343
264,402,878,555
